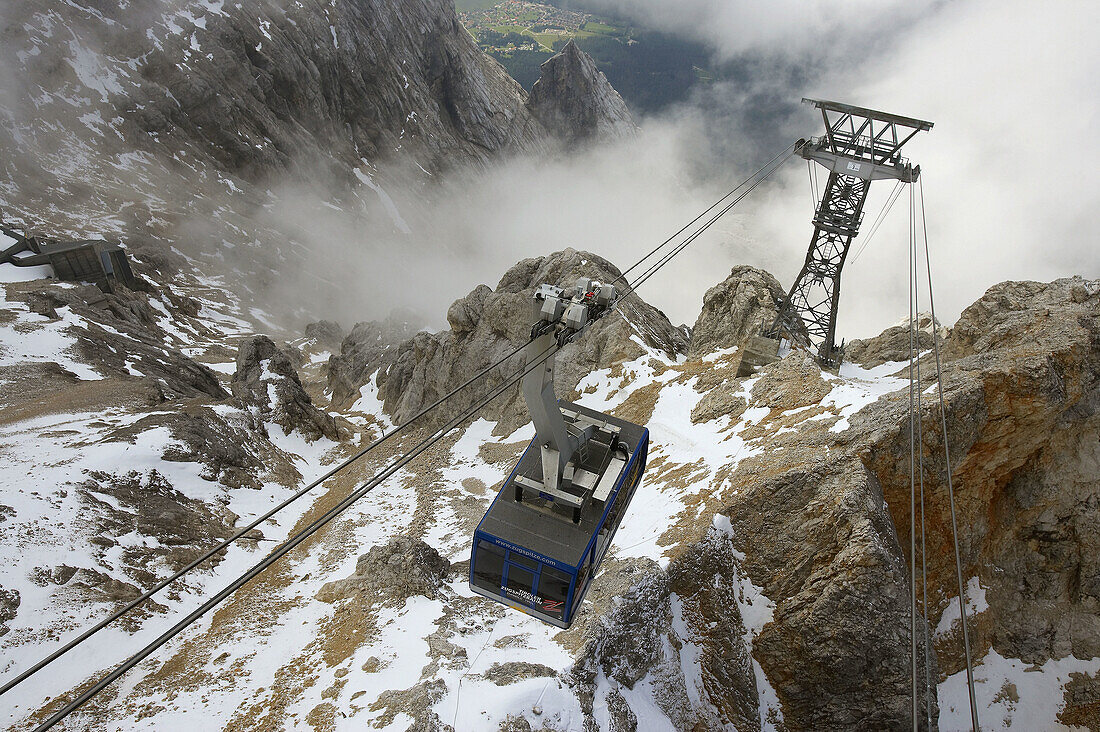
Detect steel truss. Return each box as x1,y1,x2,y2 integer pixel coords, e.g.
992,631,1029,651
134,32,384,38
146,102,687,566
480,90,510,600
769,99,933,366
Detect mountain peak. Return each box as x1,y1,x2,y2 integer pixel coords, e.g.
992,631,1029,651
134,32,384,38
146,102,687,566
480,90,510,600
526,39,637,145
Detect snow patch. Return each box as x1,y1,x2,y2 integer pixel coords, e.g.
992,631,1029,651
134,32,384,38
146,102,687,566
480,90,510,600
939,650,1100,731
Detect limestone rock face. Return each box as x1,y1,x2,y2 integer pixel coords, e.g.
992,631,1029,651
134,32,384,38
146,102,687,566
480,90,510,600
316,536,450,605
0,0,561,252
688,266,786,357
729,458,939,729
326,312,424,410
675,276,1097,727
750,350,832,411
131,0,553,179
858,276,1100,669
4,0,549,183
845,312,944,368
375,248,688,434
232,335,339,441
526,40,636,145
569,528,762,731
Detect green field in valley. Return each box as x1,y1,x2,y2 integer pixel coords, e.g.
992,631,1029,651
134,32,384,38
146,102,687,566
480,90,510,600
458,0,718,114
454,0,501,11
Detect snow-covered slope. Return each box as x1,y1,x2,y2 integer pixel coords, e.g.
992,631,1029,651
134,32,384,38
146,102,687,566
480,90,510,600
2,237,1097,729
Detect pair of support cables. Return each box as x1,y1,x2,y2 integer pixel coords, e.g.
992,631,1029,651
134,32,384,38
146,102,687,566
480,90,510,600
8,144,797,730
906,176,979,731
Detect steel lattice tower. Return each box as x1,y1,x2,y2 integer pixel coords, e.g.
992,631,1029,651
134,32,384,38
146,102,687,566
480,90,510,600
769,99,933,366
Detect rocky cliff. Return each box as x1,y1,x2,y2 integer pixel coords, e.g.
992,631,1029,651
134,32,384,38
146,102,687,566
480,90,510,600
1,0,547,200
331,247,688,434
630,273,1100,730
862,278,1100,671
3,219,1097,729
526,40,636,146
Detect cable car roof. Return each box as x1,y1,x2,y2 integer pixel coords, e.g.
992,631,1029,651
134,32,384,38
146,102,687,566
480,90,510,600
477,401,647,569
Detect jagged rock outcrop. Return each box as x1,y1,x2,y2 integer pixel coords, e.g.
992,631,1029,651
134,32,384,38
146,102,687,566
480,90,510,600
232,334,340,441
570,528,762,731
326,311,424,410
845,313,945,368
109,404,305,491
1059,670,1100,728
857,277,1100,670
303,320,345,353
526,40,636,145
690,388,747,424
688,266,787,357
316,536,449,605
374,248,688,434
24,469,245,623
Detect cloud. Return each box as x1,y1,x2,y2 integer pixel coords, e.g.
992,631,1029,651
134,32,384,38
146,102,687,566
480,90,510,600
564,0,932,64
540,0,1097,340
739,0,1100,339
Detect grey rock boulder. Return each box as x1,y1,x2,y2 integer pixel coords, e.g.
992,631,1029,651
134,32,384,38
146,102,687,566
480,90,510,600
750,349,833,411
233,335,339,441
688,266,787,358
316,536,449,605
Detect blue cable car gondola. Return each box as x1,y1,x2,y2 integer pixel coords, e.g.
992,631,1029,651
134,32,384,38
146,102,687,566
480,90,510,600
469,279,649,628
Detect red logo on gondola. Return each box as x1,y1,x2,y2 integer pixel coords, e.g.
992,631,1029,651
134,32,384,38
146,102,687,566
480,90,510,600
542,600,563,612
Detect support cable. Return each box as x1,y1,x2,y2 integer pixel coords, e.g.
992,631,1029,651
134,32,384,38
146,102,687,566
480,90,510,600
0,337,533,698
620,147,796,299
610,142,797,287
908,181,919,732
850,179,904,267
919,176,979,731
807,158,818,216
915,205,933,731
33,336,563,731
908,181,933,729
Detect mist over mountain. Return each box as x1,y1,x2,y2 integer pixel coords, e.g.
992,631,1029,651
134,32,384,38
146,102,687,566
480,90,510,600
0,1,1097,730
